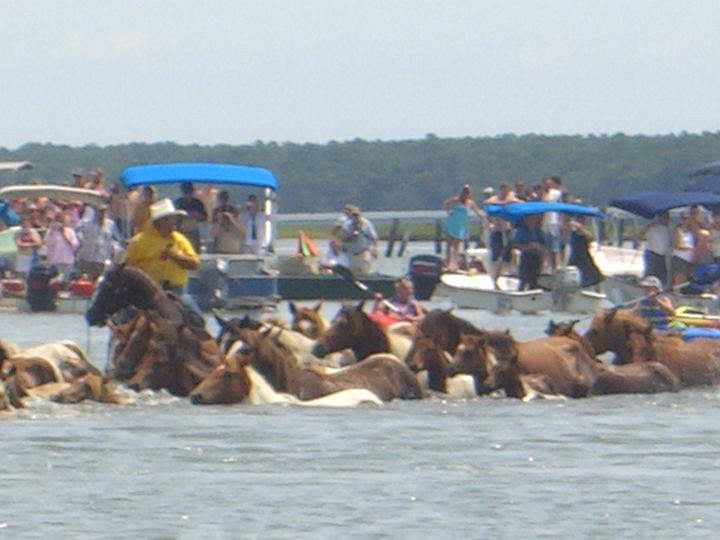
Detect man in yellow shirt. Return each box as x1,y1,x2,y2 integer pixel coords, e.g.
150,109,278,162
125,198,199,294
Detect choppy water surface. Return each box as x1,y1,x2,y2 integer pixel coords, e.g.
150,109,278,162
3,244,720,539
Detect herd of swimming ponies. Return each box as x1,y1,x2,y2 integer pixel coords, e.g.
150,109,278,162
2,264,720,417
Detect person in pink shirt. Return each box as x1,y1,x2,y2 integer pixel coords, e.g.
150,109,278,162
44,213,79,281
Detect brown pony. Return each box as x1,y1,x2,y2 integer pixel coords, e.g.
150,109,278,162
547,318,680,394
405,335,476,397
585,308,720,388
190,327,422,404
448,334,559,399
289,301,327,339
417,309,482,354
311,302,411,361
109,310,224,396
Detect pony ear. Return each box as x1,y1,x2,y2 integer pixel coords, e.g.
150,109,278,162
355,300,366,312
312,301,323,312
604,308,618,324
504,329,511,335
288,302,297,315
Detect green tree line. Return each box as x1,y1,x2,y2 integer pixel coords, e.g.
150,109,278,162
1,132,719,212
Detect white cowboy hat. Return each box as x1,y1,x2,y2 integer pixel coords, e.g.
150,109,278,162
150,198,186,222
639,275,662,289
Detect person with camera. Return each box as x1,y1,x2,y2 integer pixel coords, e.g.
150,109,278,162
44,212,79,282
340,205,378,276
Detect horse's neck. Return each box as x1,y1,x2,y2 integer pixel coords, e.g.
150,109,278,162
245,366,299,405
126,271,180,319
250,345,301,394
626,330,656,363
425,350,448,393
352,319,390,360
387,332,411,360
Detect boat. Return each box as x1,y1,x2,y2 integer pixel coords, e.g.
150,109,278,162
121,162,281,311
277,272,397,300
437,272,552,314
0,185,107,313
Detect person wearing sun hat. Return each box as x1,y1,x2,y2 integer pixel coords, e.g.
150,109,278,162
632,275,674,331
124,198,200,294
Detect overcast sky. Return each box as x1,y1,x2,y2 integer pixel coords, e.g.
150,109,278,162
1,0,718,149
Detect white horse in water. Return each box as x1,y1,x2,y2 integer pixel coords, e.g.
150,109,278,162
0,339,122,405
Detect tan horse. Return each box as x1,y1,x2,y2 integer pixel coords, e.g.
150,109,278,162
547,318,680,394
448,334,560,400
289,301,328,339
0,340,123,406
585,309,720,388
311,302,412,362
191,326,422,404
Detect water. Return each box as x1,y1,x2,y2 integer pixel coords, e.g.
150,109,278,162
2,243,720,539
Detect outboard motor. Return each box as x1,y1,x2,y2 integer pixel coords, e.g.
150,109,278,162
408,254,444,300
191,258,228,312
26,260,59,312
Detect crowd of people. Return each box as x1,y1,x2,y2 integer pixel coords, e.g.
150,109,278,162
441,176,601,291
0,168,274,311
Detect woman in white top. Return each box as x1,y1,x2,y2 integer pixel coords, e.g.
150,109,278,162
670,213,696,287
636,211,672,286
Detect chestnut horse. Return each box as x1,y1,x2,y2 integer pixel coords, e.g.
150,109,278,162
417,309,596,397
311,302,412,362
190,326,422,404
404,334,476,398
448,334,560,400
108,310,224,396
289,301,328,339
547,318,680,394
585,309,720,388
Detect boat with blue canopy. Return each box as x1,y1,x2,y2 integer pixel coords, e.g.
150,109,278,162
608,191,720,219
485,201,604,223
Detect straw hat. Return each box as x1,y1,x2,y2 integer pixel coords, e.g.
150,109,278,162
639,276,662,289
150,198,186,222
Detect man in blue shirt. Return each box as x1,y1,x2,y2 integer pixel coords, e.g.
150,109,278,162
513,214,546,291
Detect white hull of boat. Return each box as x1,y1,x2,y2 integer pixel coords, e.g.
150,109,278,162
438,274,552,314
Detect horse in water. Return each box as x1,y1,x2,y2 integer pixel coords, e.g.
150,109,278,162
85,265,224,396
447,333,561,400
584,308,720,388
417,309,596,397
310,302,412,362
289,301,328,339
0,340,123,406
85,264,186,327
190,324,422,404
404,334,476,398
546,318,680,394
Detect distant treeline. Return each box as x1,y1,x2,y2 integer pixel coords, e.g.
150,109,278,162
1,132,719,212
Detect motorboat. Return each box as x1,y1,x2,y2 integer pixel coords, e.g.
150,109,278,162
437,273,552,314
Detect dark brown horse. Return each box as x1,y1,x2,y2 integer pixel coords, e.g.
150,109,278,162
547,317,680,394
405,334,476,397
85,264,185,327
417,309,482,354
311,302,411,361
585,308,720,388
190,326,422,404
108,310,224,396
289,301,327,339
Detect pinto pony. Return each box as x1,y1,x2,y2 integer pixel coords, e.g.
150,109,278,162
190,324,421,404
289,301,328,339
585,308,720,388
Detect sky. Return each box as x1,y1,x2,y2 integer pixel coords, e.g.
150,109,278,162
1,0,719,149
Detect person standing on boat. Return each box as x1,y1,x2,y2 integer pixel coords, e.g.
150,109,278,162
442,184,485,271
75,205,122,279
632,275,674,331
210,192,245,255
340,205,378,276
670,213,696,287
241,194,268,254
132,185,156,233
44,212,79,282
635,211,672,287
513,214,546,291
485,183,521,287
174,182,208,253
567,214,603,288
14,216,42,277
125,198,199,296
541,176,564,272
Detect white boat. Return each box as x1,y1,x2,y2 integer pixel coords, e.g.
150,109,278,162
437,273,552,314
